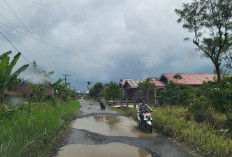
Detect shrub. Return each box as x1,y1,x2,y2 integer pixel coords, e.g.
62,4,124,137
158,81,195,106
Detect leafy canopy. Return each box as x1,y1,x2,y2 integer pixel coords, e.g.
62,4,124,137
104,82,121,100
138,81,155,92
175,0,232,82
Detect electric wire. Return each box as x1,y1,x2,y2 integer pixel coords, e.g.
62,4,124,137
0,31,32,64
3,0,32,35
0,23,111,68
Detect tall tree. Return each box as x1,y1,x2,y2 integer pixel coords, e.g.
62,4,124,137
89,82,103,99
104,82,121,103
175,0,232,83
0,51,29,104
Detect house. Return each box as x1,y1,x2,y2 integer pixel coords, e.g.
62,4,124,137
149,73,216,87
147,73,217,105
4,79,54,99
120,79,146,102
119,73,217,106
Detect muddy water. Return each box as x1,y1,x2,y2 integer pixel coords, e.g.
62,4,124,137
57,142,151,157
71,115,156,138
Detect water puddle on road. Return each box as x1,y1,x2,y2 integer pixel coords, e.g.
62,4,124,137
71,115,156,138
57,142,151,157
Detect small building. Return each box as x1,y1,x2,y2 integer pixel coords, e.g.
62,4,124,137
120,79,146,102
4,79,54,99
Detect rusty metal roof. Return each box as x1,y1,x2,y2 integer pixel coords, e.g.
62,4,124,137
120,79,145,88
161,73,216,85
148,78,165,87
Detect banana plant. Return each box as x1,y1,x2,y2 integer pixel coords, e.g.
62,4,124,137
29,82,48,102
0,51,29,104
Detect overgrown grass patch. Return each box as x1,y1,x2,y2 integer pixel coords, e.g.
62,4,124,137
116,106,232,156
0,98,79,157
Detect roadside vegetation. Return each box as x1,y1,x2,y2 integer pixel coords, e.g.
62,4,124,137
0,98,79,157
0,51,80,156
116,76,232,156
89,81,121,103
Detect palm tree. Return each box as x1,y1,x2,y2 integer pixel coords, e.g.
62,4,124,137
0,51,29,104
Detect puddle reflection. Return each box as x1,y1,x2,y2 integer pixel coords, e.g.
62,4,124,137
57,142,151,157
72,116,156,137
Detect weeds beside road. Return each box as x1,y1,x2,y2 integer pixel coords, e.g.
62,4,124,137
116,106,232,157
0,98,79,157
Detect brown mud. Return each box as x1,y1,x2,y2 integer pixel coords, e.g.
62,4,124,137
56,99,194,157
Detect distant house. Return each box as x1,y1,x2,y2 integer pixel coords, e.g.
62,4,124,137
149,73,216,87
147,73,217,105
4,79,54,99
120,79,146,102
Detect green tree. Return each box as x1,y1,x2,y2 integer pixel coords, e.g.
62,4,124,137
173,74,183,80
104,82,121,102
138,81,155,105
158,81,195,106
57,83,70,100
175,0,232,83
0,51,29,104
89,82,103,99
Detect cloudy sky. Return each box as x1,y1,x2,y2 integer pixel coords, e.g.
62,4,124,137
0,0,214,90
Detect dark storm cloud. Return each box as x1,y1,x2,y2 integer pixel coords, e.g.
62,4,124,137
0,0,214,90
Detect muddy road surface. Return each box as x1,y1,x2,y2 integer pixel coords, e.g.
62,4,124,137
56,99,193,157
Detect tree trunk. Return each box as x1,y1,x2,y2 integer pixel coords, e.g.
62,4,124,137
215,63,221,84
0,93,4,105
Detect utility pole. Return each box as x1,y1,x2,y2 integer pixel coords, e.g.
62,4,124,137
63,74,71,84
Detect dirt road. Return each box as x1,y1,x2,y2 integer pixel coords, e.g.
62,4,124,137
56,99,193,157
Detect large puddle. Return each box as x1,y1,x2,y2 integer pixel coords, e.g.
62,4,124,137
71,115,156,138
57,142,151,157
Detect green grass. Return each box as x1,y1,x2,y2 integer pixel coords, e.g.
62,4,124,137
0,98,79,157
116,106,232,156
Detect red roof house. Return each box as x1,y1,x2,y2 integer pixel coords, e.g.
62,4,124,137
159,73,216,87
148,73,216,87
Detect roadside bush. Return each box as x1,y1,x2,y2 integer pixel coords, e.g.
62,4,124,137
188,96,212,122
197,77,232,118
0,98,79,157
117,106,232,156
116,106,232,156
158,81,195,106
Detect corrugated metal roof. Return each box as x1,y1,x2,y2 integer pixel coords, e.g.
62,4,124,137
149,78,165,87
120,79,145,88
162,73,216,85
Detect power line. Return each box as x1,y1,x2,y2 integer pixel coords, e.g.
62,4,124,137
0,23,111,68
0,31,32,64
0,30,49,75
3,0,31,35
0,11,16,29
